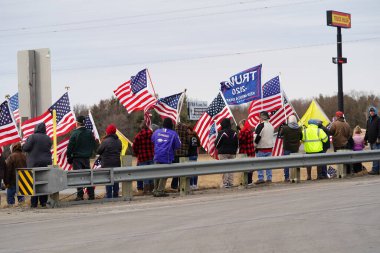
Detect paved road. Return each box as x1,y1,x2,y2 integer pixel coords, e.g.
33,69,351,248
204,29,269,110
1,177,380,253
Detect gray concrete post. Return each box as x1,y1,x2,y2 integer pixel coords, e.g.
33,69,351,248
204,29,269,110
336,149,351,178
290,153,301,183
179,157,190,196
48,165,60,208
121,155,133,200
18,49,52,120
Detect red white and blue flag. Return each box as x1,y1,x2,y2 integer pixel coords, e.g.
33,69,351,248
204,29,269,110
269,92,296,129
9,93,20,124
248,76,282,128
84,111,100,141
207,122,218,159
114,69,157,113
21,92,76,141
55,138,72,171
194,92,233,150
153,92,184,123
0,101,21,147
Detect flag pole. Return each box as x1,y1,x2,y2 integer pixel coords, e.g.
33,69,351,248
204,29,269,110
146,69,158,98
53,109,58,166
177,89,187,123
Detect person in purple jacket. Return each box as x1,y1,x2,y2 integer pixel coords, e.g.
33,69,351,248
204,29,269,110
151,118,181,197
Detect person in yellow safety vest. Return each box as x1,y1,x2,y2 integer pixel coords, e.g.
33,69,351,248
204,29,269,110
302,119,329,180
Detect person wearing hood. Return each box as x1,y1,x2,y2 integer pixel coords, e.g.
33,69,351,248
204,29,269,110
97,124,122,198
279,115,302,182
66,115,96,200
151,118,181,197
302,119,329,180
238,119,254,185
23,122,52,207
364,106,380,175
4,142,26,206
254,111,274,184
216,118,239,188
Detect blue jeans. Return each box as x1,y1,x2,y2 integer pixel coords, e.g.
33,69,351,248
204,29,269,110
257,151,272,181
7,186,24,205
283,150,292,180
370,143,380,173
189,156,198,186
137,160,154,190
106,183,120,198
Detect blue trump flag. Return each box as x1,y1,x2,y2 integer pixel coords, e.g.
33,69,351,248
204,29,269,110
220,64,262,105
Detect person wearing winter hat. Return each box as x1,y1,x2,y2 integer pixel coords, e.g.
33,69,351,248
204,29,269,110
97,124,122,198
302,119,329,180
151,118,181,197
279,115,302,182
330,111,351,151
365,106,380,175
66,115,96,200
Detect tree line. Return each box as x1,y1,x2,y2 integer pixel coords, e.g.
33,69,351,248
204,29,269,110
74,91,380,142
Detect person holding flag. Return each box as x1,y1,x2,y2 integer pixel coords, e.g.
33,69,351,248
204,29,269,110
97,124,122,198
215,118,239,188
66,116,96,201
238,119,255,185
254,111,274,184
279,115,302,182
22,123,52,207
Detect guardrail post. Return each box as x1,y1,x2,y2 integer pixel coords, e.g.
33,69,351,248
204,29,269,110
336,149,350,178
179,157,190,196
48,165,60,208
121,155,133,201
237,154,248,187
290,153,301,183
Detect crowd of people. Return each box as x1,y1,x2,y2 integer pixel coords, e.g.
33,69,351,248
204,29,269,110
0,106,379,207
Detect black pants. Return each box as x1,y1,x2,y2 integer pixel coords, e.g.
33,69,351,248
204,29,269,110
31,195,48,207
171,156,184,189
73,158,94,199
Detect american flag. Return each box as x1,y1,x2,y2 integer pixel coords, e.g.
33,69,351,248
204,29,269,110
92,157,102,169
114,69,157,113
153,92,184,123
144,108,152,129
85,111,100,141
207,123,218,159
55,138,72,171
272,131,284,157
0,101,21,147
194,92,233,150
269,92,296,129
248,76,282,128
21,93,76,141
9,93,20,124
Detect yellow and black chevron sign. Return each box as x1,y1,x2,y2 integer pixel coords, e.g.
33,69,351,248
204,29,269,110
17,170,34,196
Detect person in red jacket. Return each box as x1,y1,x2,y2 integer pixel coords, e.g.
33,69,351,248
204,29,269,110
238,119,255,185
133,120,155,193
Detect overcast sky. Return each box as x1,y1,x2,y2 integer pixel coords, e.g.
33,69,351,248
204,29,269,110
1,0,379,109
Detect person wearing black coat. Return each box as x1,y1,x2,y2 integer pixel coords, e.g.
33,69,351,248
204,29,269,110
22,122,52,207
215,118,238,188
365,106,380,175
97,124,122,198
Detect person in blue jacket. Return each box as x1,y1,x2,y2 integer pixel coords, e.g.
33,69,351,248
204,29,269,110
151,118,181,197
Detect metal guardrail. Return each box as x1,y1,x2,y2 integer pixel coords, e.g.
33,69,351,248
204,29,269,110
17,150,380,199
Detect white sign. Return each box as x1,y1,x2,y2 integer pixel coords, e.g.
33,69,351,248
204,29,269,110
188,100,208,121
